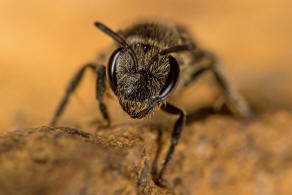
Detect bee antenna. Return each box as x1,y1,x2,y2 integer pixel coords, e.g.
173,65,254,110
94,22,138,66
148,44,196,66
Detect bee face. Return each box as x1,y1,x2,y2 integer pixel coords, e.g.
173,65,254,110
107,43,180,118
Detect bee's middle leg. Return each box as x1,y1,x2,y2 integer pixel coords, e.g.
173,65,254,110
183,51,253,119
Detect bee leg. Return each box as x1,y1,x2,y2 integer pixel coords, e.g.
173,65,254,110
154,103,186,186
50,64,110,126
205,52,253,119
95,65,110,126
185,51,253,119
184,66,212,86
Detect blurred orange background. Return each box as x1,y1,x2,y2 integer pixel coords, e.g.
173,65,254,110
0,0,292,131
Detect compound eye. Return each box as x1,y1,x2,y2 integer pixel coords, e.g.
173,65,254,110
159,56,180,100
107,48,123,92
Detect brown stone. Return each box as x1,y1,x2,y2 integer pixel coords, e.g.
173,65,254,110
0,111,292,194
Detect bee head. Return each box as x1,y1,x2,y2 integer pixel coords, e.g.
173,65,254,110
108,44,181,118
95,22,194,118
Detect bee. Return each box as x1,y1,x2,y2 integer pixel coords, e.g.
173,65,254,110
50,20,252,186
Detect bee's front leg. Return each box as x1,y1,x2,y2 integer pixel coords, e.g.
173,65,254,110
153,103,186,187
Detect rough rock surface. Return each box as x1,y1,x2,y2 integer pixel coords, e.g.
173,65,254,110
1,111,292,195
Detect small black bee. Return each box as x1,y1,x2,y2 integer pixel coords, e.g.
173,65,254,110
50,21,252,186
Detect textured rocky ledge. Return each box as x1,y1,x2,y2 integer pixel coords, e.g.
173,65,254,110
0,111,292,195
